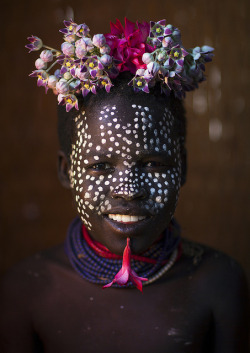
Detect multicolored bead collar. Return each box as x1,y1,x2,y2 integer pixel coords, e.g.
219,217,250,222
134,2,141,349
65,218,181,292
26,18,214,112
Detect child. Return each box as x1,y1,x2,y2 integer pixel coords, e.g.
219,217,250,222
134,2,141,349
0,18,248,353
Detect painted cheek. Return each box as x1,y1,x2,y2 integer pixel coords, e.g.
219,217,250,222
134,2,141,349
145,168,181,216
68,112,100,230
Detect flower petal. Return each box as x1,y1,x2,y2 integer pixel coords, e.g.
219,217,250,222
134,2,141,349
124,18,136,38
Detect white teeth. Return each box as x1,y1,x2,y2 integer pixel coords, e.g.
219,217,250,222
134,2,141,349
116,214,122,222
108,214,146,223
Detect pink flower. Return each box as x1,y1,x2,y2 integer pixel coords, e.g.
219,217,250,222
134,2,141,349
105,18,154,74
103,238,148,292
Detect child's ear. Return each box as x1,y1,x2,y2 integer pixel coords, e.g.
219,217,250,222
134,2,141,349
57,150,71,189
180,147,187,186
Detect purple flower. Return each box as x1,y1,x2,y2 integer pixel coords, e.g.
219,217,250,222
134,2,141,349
61,42,75,56
128,75,150,93
75,67,90,81
25,35,43,52
161,70,184,98
75,23,90,37
29,70,49,92
56,79,70,94
104,60,120,79
100,44,111,55
92,34,106,48
64,34,76,43
135,68,146,76
75,46,87,59
164,45,188,73
57,55,76,75
60,20,78,36
192,45,214,62
164,25,173,36
75,38,94,53
58,93,79,112
69,79,81,91
54,69,62,79
60,21,89,42
47,75,58,89
172,28,182,44
26,18,214,111
100,54,112,66
162,36,174,49
63,72,72,80
99,76,113,93
184,63,204,86
40,49,53,62
83,56,104,78
75,38,94,59
81,81,97,97
142,52,154,65
150,20,166,39
156,50,168,63
146,61,160,76
35,58,47,70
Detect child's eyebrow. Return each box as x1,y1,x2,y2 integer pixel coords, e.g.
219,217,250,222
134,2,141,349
85,149,172,160
83,149,113,160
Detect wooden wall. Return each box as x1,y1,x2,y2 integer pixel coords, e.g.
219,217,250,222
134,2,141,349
1,0,250,287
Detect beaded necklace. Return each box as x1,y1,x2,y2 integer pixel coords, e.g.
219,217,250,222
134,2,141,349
65,217,181,289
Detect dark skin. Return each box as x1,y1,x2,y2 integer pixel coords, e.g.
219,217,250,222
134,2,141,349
0,243,248,352
0,94,248,352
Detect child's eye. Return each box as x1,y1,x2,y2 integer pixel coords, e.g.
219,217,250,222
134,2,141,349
90,162,112,171
143,161,165,168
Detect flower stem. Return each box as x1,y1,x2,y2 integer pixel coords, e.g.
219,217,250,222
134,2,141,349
43,44,61,54
46,60,59,73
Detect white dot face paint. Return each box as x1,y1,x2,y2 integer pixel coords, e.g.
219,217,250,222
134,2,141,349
69,96,183,255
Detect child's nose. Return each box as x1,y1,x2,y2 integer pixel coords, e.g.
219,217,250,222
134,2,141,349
111,182,147,201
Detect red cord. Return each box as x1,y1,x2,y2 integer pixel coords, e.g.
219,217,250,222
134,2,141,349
82,225,182,265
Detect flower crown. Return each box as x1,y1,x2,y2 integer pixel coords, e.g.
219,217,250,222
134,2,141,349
26,18,214,112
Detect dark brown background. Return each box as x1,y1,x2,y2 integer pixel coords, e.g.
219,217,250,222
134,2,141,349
1,0,250,289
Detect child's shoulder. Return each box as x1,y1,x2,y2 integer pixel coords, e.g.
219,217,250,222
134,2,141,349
177,238,248,311
0,244,70,309
180,238,246,285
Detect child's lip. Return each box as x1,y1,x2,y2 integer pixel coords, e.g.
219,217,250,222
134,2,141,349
107,214,147,223
103,213,152,232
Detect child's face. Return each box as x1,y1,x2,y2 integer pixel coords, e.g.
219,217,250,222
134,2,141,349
69,95,183,255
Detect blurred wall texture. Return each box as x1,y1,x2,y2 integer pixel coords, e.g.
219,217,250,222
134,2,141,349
1,0,250,287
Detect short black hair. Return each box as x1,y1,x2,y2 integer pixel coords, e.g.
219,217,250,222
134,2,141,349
57,72,186,159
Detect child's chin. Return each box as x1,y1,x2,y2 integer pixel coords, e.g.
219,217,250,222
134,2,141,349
99,216,163,254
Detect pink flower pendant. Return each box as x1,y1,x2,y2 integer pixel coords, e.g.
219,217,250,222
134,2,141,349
103,238,148,292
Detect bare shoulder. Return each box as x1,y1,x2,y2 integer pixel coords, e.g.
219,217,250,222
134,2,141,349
0,244,71,351
0,243,72,307
188,239,246,283
180,238,248,299
180,238,249,351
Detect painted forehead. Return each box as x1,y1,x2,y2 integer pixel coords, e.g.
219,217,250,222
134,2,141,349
74,102,178,156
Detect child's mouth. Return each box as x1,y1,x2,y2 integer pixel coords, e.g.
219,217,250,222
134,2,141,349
107,214,147,224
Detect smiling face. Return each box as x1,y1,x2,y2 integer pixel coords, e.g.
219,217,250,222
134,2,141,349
65,93,185,255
